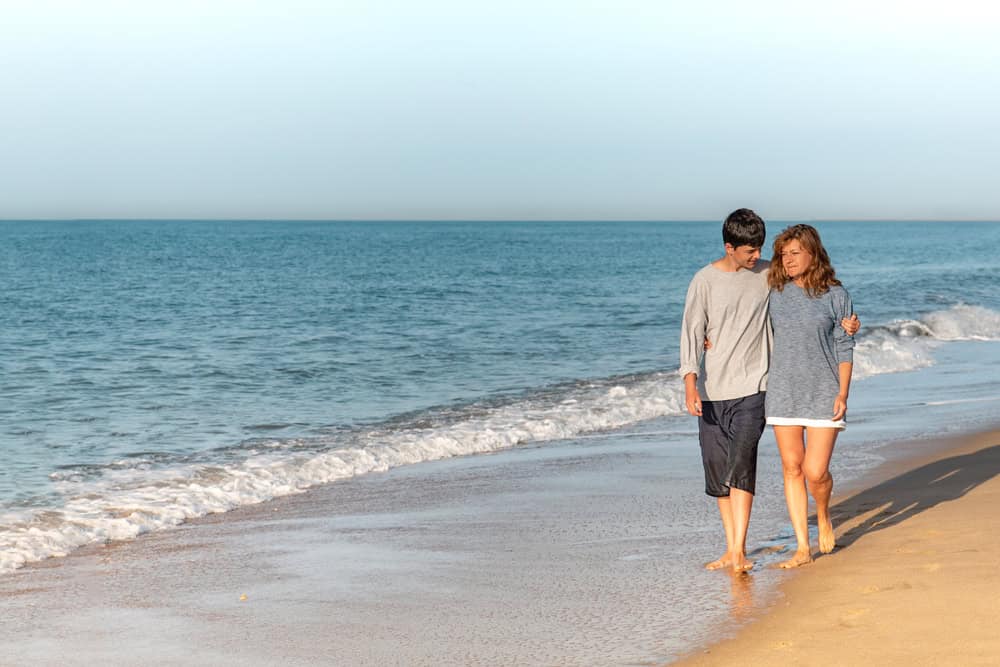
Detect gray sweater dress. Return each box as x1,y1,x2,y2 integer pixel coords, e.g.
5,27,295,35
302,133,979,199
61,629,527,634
765,283,855,428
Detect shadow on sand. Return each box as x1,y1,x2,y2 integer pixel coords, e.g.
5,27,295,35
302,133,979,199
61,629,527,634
828,443,1000,551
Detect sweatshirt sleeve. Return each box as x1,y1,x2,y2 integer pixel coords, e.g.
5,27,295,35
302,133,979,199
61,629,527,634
832,287,855,364
679,274,708,378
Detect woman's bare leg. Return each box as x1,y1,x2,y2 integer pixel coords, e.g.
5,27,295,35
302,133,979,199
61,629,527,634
774,425,812,568
803,427,839,553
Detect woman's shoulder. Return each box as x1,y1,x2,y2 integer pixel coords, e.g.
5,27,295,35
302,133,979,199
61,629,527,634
824,284,852,312
827,284,850,299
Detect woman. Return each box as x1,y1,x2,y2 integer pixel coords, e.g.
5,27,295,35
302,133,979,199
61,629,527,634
765,224,855,568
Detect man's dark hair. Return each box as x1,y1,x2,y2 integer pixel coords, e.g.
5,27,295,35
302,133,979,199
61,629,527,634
722,208,766,248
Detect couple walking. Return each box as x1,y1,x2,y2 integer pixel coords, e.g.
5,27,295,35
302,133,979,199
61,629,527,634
680,209,858,572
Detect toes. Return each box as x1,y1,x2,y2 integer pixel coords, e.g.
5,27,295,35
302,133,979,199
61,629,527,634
778,552,813,569
819,527,836,554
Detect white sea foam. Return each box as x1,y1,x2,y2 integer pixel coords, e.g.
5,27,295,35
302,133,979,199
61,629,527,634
852,330,936,379
0,372,687,573
923,395,1000,406
852,305,1000,379
3,304,999,574
922,304,1000,341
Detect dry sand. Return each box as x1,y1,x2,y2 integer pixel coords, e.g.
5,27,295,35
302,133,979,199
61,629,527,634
677,429,1000,667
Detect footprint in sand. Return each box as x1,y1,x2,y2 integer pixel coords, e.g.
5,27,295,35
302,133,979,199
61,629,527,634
924,563,941,572
620,552,650,561
840,608,870,628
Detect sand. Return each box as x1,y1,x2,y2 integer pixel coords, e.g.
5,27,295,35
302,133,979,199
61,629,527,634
676,429,1000,667
0,433,740,666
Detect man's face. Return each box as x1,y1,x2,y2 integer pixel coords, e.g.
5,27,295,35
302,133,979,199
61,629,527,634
727,244,761,270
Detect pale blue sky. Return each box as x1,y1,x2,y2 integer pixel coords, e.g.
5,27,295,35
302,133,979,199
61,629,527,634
2,1,998,220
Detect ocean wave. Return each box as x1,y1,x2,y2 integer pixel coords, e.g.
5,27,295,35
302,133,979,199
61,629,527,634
853,304,1000,378
0,372,687,573
3,303,999,574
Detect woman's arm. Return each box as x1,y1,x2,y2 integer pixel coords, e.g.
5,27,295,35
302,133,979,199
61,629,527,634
833,361,853,420
832,287,855,420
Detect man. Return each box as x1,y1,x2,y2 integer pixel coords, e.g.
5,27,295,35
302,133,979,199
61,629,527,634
680,209,858,572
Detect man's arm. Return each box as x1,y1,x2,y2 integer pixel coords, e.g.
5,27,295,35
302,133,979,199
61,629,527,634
679,276,707,417
683,372,702,417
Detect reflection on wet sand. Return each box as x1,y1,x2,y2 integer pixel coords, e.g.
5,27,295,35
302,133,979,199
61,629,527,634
728,570,756,620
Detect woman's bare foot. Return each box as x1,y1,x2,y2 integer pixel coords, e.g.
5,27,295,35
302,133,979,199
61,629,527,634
818,518,836,554
705,553,732,570
778,549,813,569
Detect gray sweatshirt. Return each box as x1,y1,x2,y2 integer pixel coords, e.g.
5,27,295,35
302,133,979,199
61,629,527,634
679,261,771,401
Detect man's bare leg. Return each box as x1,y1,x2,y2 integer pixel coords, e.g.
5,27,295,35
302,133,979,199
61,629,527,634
705,490,754,571
705,496,736,569
728,487,754,572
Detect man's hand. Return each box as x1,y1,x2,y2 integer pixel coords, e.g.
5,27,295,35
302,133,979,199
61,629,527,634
684,374,702,417
841,313,860,336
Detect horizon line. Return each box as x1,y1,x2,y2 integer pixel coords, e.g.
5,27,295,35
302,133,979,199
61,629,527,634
2,217,999,224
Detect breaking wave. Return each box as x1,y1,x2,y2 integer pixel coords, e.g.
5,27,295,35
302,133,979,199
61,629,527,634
3,304,999,574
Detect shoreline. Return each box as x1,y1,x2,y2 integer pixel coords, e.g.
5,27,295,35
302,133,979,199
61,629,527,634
0,429,736,665
674,426,1000,666
0,423,997,665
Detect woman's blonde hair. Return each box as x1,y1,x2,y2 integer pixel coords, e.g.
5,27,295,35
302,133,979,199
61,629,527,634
768,224,841,296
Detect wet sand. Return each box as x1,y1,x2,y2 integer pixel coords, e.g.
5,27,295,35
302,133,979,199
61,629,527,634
676,428,1000,666
0,432,753,666
2,427,998,665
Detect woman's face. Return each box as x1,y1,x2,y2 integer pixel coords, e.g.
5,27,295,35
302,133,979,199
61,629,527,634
780,238,813,281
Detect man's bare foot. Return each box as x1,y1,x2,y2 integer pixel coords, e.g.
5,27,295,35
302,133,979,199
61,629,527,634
705,553,732,570
818,518,836,554
778,549,813,569
731,553,754,573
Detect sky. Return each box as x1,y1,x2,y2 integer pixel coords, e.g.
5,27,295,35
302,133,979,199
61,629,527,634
1,0,998,220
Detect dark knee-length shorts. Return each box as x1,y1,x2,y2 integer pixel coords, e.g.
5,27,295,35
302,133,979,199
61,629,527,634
698,391,766,497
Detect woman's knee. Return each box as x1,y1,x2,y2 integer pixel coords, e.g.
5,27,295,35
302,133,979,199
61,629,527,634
782,461,804,479
804,466,831,486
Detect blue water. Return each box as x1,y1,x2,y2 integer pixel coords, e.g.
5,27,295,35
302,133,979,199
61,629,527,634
1,220,1000,573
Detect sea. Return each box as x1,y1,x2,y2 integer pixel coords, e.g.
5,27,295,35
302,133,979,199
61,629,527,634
2,220,1000,657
